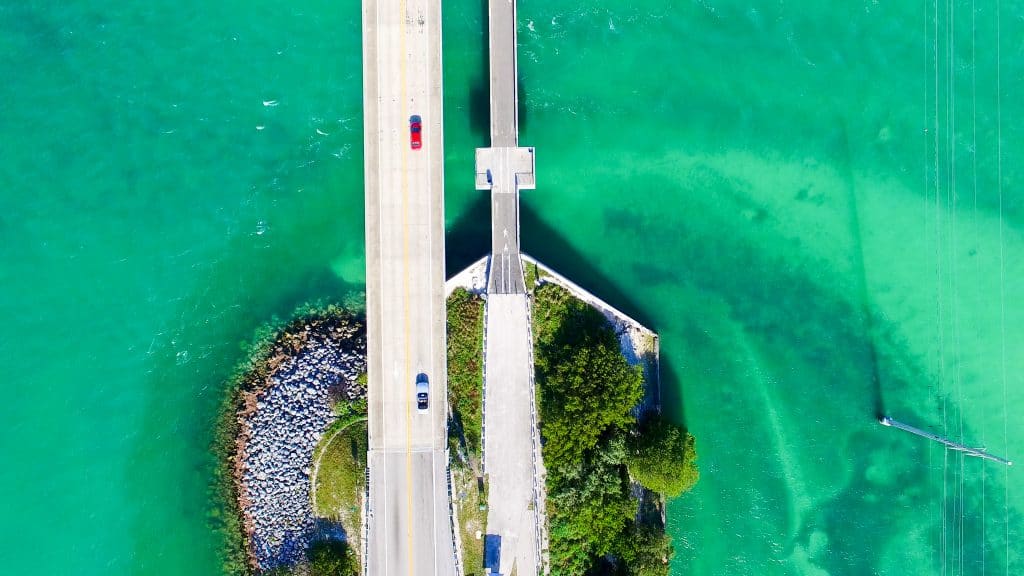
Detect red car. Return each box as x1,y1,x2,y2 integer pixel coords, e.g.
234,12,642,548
409,115,422,150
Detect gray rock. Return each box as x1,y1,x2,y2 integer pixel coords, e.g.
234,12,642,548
237,322,367,571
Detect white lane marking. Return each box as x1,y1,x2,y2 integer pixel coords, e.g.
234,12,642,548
373,3,390,575
425,3,443,571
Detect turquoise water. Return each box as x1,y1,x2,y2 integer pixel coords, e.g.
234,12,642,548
1,1,1020,575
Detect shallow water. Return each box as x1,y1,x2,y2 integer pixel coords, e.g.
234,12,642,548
0,1,1020,574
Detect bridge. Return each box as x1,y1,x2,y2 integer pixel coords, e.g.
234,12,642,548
475,0,544,575
363,0,536,573
362,0,456,574
474,0,535,294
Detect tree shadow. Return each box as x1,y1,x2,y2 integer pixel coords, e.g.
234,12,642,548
658,356,686,430
311,518,349,544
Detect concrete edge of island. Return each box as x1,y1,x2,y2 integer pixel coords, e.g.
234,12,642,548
445,252,664,574
445,254,661,410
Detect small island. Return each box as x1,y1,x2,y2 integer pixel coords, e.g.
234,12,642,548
212,276,698,576
212,304,368,576
445,257,699,576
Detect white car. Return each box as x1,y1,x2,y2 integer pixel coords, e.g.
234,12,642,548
415,373,429,413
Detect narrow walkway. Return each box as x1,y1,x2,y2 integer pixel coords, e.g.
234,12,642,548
475,0,535,295
483,294,539,576
476,0,544,572
477,147,534,294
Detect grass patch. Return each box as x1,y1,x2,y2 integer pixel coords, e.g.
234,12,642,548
446,287,485,459
446,287,488,574
312,419,368,552
453,462,488,576
524,261,539,294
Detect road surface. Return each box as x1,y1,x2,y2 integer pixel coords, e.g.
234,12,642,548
483,294,540,576
487,0,519,147
363,0,456,574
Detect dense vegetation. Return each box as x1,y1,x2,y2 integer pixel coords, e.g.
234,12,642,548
445,288,488,574
607,522,675,576
626,415,699,498
533,282,696,576
446,288,486,458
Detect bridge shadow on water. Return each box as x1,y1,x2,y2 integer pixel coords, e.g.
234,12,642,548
444,189,491,277
445,194,685,425
519,203,655,330
518,79,528,137
445,194,654,331
467,0,490,142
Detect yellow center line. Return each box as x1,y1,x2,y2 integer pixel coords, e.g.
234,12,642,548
397,0,416,575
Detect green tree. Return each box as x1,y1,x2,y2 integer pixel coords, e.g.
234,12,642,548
548,436,635,560
534,285,619,374
613,521,674,576
540,343,643,468
307,539,358,576
533,283,684,575
626,416,699,498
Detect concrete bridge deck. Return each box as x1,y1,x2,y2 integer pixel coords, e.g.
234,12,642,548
362,0,538,571
482,295,542,576
476,0,546,574
486,0,520,147
476,147,534,294
474,0,535,295
362,0,456,574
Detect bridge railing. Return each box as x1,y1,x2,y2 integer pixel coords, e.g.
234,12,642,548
523,294,549,575
361,466,370,576
445,447,464,576
479,289,491,474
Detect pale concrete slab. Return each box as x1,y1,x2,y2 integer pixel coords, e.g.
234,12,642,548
487,0,520,147
475,147,535,191
483,294,539,576
475,147,534,295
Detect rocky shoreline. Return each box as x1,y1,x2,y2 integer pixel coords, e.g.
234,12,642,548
231,313,367,572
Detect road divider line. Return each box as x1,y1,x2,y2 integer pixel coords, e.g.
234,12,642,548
398,0,416,575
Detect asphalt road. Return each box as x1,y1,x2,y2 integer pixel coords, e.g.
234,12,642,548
362,0,455,574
